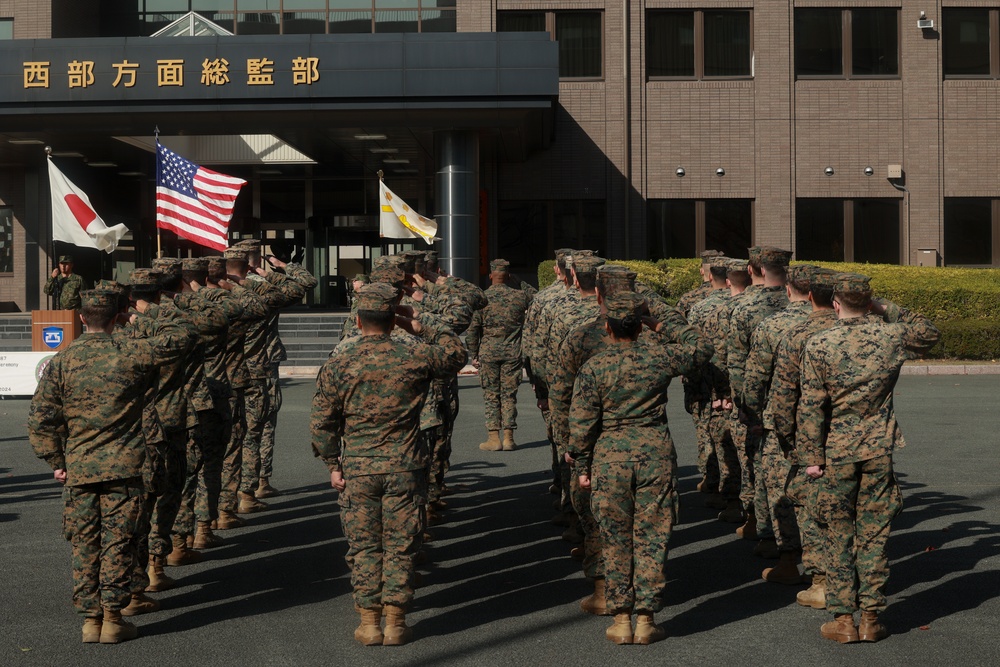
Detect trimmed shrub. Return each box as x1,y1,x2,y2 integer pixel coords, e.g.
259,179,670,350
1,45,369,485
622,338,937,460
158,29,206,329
927,319,1000,360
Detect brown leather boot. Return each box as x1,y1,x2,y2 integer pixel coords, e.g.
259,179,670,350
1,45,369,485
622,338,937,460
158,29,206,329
238,491,268,514
569,546,584,561
695,476,710,493
256,477,281,499
580,577,610,615
502,429,517,451
145,556,176,592
718,499,744,524
762,551,805,584
354,607,383,646
167,534,204,566
193,520,225,550
821,614,859,643
478,430,502,452
215,510,244,530
121,592,160,617
633,611,666,645
797,574,827,609
736,512,758,540
82,617,102,643
605,612,633,645
382,605,413,646
100,609,138,644
858,611,888,642
753,537,779,559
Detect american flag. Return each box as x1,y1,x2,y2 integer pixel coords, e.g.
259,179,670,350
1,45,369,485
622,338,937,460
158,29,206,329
155,141,246,251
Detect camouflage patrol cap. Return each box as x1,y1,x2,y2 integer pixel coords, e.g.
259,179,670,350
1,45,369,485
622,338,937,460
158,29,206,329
59,255,74,263
181,257,210,273
152,258,182,277
370,264,405,285
834,273,872,296
758,247,793,267
94,279,126,293
810,267,840,288
356,283,401,312
604,292,647,321
700,249,725,261
128,268,164,288
424,250,439,267
571,255,606,274
786,264,817,284
223,248,249,262
353,274,370,284
726,258,749,274
234,238,261,251
596,264,637,295
554,248,574,261
708,255,731,268
748,246,763,263
394,252,418,274
80,290,118,308
207,257,226,274
566,250,596,268
404,250,427,272
490,258,510,272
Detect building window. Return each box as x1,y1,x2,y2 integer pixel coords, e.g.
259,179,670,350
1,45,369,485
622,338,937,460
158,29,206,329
796,199,901,263
0,18,12,40
497,11,603,79
795,8,899,78
647,199,753,260
944,199,999,265
943,9,997,77
647,10,752,79
498,200,606,282
0,208,13,273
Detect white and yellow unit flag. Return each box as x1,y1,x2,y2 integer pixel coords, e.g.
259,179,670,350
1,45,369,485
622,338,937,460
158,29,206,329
379,180,437,245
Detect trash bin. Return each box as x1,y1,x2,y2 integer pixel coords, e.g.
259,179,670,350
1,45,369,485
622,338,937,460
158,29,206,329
322,275,348,307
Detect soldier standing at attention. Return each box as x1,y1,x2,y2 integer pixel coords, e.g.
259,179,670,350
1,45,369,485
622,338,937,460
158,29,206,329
798,273,939,644
467,258,531,452
44,254,87,310
570,292,712,645
311,283,466,646
28,290,188,644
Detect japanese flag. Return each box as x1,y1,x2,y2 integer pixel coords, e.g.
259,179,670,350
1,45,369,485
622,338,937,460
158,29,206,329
48,158,129,253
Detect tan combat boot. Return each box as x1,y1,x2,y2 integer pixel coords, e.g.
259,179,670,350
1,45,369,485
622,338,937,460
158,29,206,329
478,430,502,452
605,612,633,645
82,617,102,643
354,607,384,646
215,510,244,530
796,573,827,609
858,610,888,642
633,611,666,645
580,577,609,615
695,476,710,492
145,556,176,592
502,429,517,451
762,550,805,585
256,477,281,499
718,499,744,524
736,512,758,540
820,613,859,643
100,609,138,644
121,592,160,617
382,605,413,646
238,491,268,514
193,520,225,550
167,534,204,566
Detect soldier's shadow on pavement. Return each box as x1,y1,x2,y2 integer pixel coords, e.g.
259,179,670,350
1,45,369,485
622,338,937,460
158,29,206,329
0,472,63,506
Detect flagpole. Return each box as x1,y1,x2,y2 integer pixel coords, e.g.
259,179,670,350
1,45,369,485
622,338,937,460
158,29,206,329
154,126,162,259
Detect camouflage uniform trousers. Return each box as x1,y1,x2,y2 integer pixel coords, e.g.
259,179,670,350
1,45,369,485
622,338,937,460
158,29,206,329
63,477,144,616
691,401,720,489
146,429,188,558
816,454,903,614
260,363,282,480
709,406,741,497
786,464,828,577
750,429,775,539
760,431,799,552
570,472,603,578
174,405,231,536
240,378,270,493
479,358,522,431
340,468,427,610
591,458,678,613
730,408,756,512
220,390,247,513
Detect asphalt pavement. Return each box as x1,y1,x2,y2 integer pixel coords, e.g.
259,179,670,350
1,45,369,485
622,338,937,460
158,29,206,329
1,375,998,666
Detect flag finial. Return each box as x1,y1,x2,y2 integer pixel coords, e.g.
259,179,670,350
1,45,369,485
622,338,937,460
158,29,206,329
44,145,52,157
377,169,384,182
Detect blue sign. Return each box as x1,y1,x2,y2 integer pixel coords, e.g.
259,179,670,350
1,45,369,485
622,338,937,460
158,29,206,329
42,326,63,349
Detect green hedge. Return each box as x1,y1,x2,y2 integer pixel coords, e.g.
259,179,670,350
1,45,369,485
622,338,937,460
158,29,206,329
538,259,1000,360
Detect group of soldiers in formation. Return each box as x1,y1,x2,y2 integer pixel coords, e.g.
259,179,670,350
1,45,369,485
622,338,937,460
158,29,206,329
29,239,940,649
29,240,318,644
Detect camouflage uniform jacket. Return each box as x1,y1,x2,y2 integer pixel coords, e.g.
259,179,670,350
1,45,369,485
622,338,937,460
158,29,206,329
438,275,488,312
264,262,319,364
534,287,586,397
712,289,753,397
677,280,714,317
742,300,812,427
244,272,306,379
43,273,87,310
521,281,567,373
311,321,467,476
686,288,731,400
466,283,530,362
797,304,940,467
568,322,713,475
195,287,243,399
406,286,473,335
769,309,840,458
201,284,266,391
726,285,789,407
542,293,601,443
28,318,189,486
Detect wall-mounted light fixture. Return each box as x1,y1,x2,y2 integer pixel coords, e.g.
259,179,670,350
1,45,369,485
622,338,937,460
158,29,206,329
864,166,874,176
917,11,934,29
824,167,835,176
716,167,725,176
676,167,685,177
